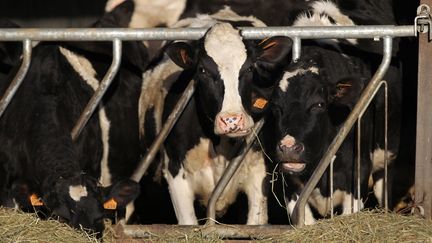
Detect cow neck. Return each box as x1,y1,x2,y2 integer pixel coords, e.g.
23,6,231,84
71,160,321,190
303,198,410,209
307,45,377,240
212,136,247,161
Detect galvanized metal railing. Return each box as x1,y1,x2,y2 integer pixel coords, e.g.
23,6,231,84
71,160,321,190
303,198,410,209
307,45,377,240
71,38,122,141
0,26,414,140
0,24,418,232
0,39,31,118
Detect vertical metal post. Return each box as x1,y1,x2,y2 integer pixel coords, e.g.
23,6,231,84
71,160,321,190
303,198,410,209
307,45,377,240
415,0,432,220
330,158,334,218
71,39,122,141
0,39,32,118
357,116,362,213
383,82,389,211
292,37,301,62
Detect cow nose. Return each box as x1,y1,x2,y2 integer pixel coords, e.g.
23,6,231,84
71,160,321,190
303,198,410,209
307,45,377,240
278,142,304,155
217,113,245,133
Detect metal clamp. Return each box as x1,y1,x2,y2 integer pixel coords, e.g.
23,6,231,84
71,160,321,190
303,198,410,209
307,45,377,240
415,4,432,40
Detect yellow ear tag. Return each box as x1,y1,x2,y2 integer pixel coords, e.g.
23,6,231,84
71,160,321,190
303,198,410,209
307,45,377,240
103,198,117,210
253,98,268,109
30,194,44,206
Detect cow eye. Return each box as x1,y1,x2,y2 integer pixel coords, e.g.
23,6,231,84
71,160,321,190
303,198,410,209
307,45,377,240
246,66,253,73
310,102,325,112
198,67,206,74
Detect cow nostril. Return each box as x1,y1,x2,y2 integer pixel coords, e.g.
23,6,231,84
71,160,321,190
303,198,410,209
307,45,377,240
219,116,228,125
293,143,304,153
278,143,287,152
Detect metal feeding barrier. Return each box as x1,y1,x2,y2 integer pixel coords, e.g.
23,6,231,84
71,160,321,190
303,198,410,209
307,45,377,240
0,8,428,237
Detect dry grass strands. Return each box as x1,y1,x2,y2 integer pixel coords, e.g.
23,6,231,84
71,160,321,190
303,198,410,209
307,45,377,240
0,207,99,243
3,207,432,242
136,231,223,243
261,209,432,243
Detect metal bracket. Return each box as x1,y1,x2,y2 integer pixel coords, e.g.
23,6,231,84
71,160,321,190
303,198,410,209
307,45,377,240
415,4,432,40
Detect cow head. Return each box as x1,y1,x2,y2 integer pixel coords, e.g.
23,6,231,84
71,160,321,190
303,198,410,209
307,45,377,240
166,23,291,138
30,176,139,238
269,59,364,175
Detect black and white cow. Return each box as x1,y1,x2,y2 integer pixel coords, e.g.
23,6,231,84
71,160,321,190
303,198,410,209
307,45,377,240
0,1,146,237
264,47,373,224
262,0,403,224
139,8,292,224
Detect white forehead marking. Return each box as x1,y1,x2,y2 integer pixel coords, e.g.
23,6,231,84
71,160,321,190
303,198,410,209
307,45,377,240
204,23,247,114
311,1,355,26
294,1,357,45
172,6,266,28
279,67,319,92
69,185,88,202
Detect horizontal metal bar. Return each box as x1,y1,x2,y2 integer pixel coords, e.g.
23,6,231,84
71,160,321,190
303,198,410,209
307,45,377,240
122,224,293,239
71,39,121,141
0,39,32,118
130,79,196,182
206,119,264,225
291,37,393,226
0,25,415,41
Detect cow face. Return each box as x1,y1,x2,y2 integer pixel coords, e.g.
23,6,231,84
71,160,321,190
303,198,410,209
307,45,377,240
270,61,363,175
40,176,139,238
166,23,291,138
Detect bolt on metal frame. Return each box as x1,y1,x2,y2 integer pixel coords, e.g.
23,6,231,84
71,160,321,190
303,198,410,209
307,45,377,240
0,23,420,235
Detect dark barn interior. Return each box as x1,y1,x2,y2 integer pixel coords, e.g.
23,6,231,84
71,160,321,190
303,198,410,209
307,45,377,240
0,0,428,241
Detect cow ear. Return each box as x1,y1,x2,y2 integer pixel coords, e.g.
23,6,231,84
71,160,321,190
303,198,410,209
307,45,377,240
11,180,45,208
330,78,365,107
256,36,292,68
103,179,140,209
165,42,196,69
95,0,135,28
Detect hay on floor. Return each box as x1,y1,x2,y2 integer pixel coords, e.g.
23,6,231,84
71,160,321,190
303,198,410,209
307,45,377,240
2,207,432,242
262,209,432,242
0,207,99,243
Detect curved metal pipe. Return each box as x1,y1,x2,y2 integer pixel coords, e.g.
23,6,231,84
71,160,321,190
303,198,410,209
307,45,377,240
0,39,32,118
71,39,122,141
291,37,393,226
130,79,196,182
206,119,265,225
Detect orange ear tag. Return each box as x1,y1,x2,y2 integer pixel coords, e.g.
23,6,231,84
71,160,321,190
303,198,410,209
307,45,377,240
262,41,277,50
103,198,118,210
30,194,44,206
253,98,268,109
258,37,270,46
180,49,189,65
336,83,352,88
